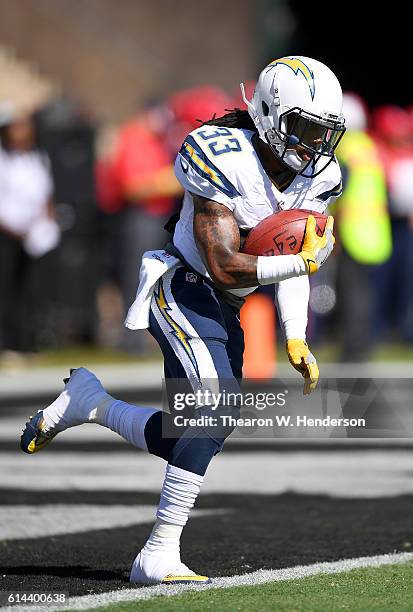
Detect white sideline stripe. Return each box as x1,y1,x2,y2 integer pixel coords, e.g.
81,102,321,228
5,552,413,612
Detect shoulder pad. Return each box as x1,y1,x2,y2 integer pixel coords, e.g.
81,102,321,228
175,126,254,206
179,133,241,199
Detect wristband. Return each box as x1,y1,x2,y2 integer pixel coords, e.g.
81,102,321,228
257,254,307,285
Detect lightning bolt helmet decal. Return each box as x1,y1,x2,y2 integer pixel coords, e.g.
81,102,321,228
269,57,316,100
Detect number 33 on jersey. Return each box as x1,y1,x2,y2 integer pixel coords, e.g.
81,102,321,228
173,123,342,292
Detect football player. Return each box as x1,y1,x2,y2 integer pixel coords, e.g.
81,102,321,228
21,57,345,585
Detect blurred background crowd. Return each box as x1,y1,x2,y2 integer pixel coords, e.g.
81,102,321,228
0,0,412,369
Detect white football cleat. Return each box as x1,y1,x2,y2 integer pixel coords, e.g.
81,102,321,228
130,550,211,585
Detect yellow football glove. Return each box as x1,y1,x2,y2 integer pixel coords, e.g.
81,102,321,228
299,215,335,274
287,339,319,395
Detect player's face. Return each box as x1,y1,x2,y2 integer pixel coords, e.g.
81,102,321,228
285,112,342,161
293,142,321,162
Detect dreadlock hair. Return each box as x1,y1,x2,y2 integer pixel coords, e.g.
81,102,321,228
201,108,257,132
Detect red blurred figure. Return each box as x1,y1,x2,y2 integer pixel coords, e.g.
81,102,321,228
97,87,234,215
371,106,413,218
370,105,413,342
407,105,413,141
96,104,181,352
96,88,234,352
166,86,233,153
371,105,412,148
99,105,181,215
168,85,233,127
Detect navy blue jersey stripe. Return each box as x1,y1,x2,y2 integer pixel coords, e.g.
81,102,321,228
317,181,343,202
179,135,240,198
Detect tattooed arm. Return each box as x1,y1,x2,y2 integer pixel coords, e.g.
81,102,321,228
192,195,259,289
192,195,335,290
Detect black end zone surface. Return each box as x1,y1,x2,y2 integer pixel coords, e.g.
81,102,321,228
1,489,412,597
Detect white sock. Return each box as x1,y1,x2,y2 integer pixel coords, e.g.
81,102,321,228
102,401,159,451
156,464,204,525
142,464,204,554
42,368,116,431
130,464,204,583
142,519,183,556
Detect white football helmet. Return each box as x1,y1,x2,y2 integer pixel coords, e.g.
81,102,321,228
241,56,345,177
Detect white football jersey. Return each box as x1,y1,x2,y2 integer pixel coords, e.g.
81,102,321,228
173,125,342,297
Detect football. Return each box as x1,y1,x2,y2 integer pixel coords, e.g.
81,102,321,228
241,209,329,257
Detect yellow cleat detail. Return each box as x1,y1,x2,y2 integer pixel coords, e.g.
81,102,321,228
162,574,211,584
21,412,57,454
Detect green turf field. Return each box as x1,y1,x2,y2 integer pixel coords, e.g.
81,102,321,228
78,562,413,612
